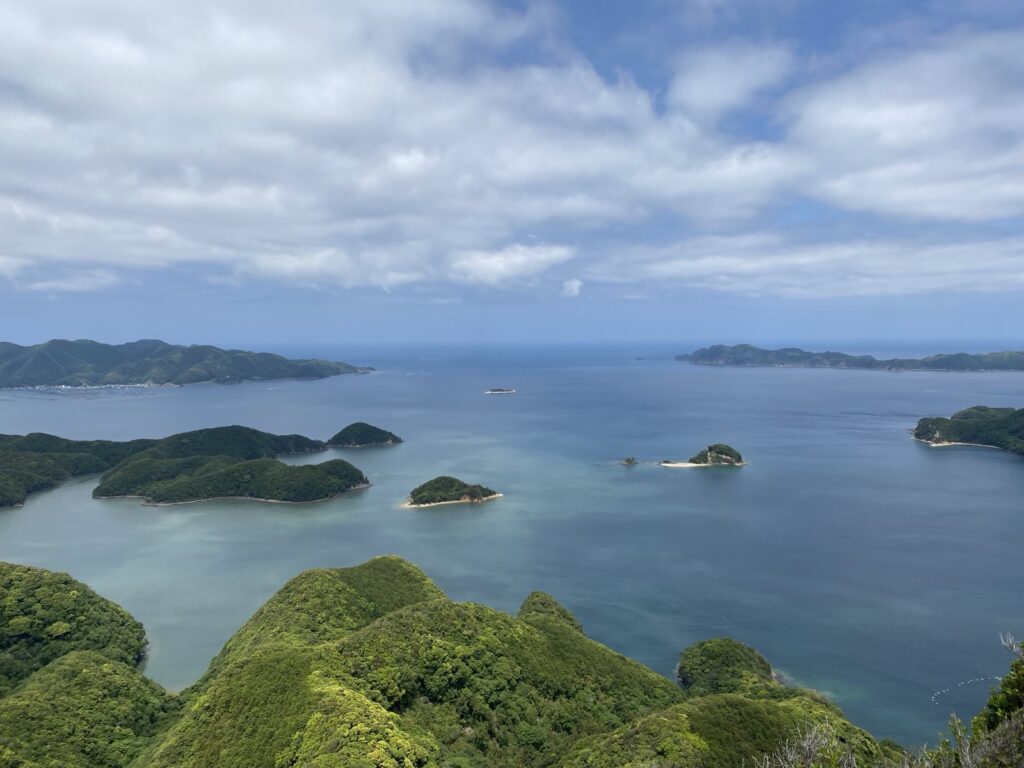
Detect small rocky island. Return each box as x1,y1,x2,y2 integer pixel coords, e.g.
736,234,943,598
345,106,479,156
328,422,403,447
661,444,745,468
914,406,1023,454
406,475,501,507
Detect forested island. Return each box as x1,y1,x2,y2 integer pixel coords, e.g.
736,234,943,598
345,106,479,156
328,422,403,447
1,556,1021,767
0,338,367,388
406,475,500,507
0,425,368,507
661,444,745,467
677,344,1024,371
914,406,1024,454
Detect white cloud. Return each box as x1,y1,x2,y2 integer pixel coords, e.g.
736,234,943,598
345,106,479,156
561,277,583,297
593,234,1024,296
449,244,575,286
25,268,120,292
787,30,1024,221
0,3,1020,298
668,43,794,121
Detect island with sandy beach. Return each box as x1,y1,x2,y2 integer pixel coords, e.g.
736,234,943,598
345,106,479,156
405,475,501,507
660,444,746,468
913,406,1023,454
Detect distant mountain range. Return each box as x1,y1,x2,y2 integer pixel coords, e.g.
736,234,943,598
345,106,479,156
0,339,367,388
676,344,1024,371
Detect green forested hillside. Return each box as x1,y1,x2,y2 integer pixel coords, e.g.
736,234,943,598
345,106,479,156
0,338,363,388
0,651,176,768
0,425,367,507
1,558,1021,768
0,563,147,696
915,406,1024,454
96,457,368,504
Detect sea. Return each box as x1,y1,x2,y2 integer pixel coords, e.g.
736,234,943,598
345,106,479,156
1,343,1022,747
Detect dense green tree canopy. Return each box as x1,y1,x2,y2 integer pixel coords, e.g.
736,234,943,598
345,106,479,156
328,422,402,447
2,557,1021,768
408,475,498,506
915,406,1024,455
0,563,147,696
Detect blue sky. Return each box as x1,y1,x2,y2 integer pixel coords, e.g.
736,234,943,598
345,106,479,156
2,0,1023,348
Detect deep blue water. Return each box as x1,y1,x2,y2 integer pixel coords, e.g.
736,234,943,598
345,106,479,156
1,344,1022,747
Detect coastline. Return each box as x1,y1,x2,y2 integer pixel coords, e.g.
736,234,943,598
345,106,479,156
0,371,368,391
678,361,1024,374
659,461,747,468
402,492,503,509
911,436,1003,450
96,482,371,507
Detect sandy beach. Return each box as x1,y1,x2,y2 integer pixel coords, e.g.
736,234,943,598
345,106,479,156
658,461,747,468
402,492,503,509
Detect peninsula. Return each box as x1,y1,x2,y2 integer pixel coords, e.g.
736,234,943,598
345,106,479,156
0,425,369,507
405,475,501,507
661,443,745,468
676,344,1024,371
1,557,1019,767
0,338,367,388
327,422,402,447
914,406,1024,454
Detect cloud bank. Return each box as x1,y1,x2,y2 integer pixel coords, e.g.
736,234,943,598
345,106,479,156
0,1,1022,298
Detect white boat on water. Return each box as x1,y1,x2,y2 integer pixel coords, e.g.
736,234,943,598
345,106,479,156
485,387,516,394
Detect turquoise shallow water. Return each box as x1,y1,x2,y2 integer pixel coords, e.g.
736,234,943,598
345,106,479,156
1,344,1023,747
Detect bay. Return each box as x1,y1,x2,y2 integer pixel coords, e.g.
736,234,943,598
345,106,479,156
1,344,1022,747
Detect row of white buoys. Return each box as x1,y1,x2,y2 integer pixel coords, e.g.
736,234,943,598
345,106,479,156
930,676,1003,705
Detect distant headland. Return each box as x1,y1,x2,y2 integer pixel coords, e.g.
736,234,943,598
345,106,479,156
676,344,1024,372
0,338,369,388
913,406,1024,455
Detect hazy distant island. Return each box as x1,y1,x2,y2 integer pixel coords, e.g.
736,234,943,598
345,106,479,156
1,556,1019,768
0,338,369,388
661,444,745,468
328,422,402,447
676,344,1024,371
406,475,501,507
914,406,1024,454
0,425,369,507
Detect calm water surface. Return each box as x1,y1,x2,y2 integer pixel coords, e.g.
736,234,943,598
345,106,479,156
1,344,1022,747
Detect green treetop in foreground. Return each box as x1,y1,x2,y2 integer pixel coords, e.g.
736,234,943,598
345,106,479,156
0,338,366,388
2,556,1022,768
0,563,147,697
408,475,499,506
